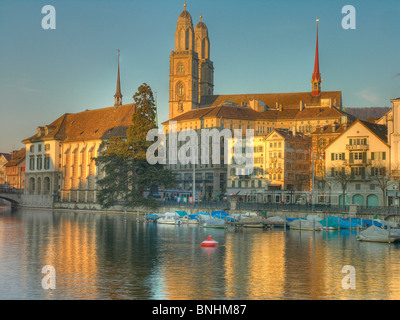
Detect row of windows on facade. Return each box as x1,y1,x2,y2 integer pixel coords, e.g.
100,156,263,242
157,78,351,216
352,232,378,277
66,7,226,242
29,144,50,153
331,152,386,161
29,156,51,170
331,167,386,177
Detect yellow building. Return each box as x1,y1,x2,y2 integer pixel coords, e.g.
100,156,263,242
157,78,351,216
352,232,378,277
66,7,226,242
227,129,311,203
21,104,136,208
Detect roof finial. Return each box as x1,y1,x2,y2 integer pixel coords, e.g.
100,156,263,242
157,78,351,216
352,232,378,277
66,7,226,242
200,14,203,21
184,2,187,10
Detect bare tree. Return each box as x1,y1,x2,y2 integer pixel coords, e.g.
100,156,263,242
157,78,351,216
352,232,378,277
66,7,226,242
370,161,395,207
328,165,354,208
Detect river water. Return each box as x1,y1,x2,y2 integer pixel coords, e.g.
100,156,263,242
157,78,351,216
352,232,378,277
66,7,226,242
1,206,400,300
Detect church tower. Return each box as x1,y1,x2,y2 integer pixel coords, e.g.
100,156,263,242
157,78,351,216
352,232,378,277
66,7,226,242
169,3,200,119
195,14,214,103
311,21,322,97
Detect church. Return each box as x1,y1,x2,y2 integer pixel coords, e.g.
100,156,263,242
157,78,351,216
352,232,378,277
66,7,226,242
163,4,354,200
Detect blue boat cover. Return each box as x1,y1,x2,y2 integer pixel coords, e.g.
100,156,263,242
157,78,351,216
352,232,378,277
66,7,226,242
175,211,188,216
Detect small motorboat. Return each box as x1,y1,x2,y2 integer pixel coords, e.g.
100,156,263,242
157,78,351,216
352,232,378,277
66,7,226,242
201,235,218,247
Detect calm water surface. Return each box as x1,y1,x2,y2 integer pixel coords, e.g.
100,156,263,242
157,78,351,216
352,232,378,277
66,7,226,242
1,206,400,300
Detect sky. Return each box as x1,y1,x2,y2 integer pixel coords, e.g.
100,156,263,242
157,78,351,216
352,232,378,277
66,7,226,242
0,0,399,152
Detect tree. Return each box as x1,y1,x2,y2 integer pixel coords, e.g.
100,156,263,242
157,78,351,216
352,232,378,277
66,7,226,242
370,161,393,207
96,83,176,209
328,165,354,208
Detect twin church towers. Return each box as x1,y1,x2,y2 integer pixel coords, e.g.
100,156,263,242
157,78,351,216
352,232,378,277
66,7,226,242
169,3,214,119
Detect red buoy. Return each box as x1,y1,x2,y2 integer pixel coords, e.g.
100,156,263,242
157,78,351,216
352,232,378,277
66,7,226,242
201,235,218,247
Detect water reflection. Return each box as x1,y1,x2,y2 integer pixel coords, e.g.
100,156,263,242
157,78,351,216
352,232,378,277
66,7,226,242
1,207,400,300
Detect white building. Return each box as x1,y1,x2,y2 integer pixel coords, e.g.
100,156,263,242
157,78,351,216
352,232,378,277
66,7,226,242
324,119,391,207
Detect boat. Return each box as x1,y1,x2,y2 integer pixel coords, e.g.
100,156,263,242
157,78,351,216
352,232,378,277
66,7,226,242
157,212,182,225
144,214,159,223
211,210,235,222
201,218,226,229
320,217,340,230
235,217,264,228
356,225,400,243
306,214,323,222
264,216,287,228
289,219,323,231
180,213,200,224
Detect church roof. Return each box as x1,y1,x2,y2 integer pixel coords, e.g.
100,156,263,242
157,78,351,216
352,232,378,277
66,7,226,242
22,104,136,144
164,105,261,123
200,91,342,109
166,91,351,124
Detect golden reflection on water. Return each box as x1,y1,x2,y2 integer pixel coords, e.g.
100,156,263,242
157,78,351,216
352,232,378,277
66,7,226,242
2,207,400,300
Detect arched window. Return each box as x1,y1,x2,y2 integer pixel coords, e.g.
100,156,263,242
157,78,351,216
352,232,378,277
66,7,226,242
177,63,184,74
37,177,42,195
29,178,35,195
44,177,51,195
176,82,185,97
185,28,190,50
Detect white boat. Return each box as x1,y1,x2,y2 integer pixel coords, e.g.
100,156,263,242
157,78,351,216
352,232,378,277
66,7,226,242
236,217,264,228
201,218,226,229
357,225,400,243
157,212,182,225
289,219,323,231
264,216,287,228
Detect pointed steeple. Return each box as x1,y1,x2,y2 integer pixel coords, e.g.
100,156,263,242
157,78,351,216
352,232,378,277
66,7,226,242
311,20,322,96
114,50,123,107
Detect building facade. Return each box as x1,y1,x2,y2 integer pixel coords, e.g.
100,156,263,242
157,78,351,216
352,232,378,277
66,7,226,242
0,153,11,186
163,4,353,199
21,104,136,208
227,129,312,204
324,119,390,207
4,148,25,189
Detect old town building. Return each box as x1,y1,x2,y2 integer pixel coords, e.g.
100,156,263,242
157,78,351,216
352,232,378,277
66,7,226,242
163,4,353,199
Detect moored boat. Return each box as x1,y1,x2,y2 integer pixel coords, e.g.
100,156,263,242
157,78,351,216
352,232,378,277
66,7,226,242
289,219,323,231
157,212,182,225
201,218,226,229
356,225,400,243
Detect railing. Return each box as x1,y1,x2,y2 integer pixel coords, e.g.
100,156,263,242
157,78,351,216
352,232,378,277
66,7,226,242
346,144,369,151
0,187,23,194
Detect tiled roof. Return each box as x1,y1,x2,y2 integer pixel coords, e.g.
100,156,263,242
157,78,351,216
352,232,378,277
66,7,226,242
0,153,12,162
165,91,350,124
164,105,261,123
5,148,25,167
359,120,388,143
22,104,136,144
199,91,342,109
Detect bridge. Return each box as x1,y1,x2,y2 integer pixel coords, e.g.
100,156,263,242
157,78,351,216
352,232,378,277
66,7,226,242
0,189,22,209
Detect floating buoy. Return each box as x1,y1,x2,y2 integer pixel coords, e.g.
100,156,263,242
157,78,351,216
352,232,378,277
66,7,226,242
201,235,218,247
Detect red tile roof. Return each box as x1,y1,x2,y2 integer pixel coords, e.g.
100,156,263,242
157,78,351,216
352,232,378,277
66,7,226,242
22,104,136,144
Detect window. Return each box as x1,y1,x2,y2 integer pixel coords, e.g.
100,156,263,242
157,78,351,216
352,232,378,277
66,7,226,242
29,157,35,170
371,152,386,160
30,145,34,153
37,156,42,170
38,144,42,152
44,156,50,170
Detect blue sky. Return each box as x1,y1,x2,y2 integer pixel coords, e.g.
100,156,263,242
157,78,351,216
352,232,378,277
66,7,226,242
0,0,399,152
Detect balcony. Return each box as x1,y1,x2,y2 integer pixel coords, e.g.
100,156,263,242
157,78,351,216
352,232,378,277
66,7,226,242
344,159,372,166
346,144,369,151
